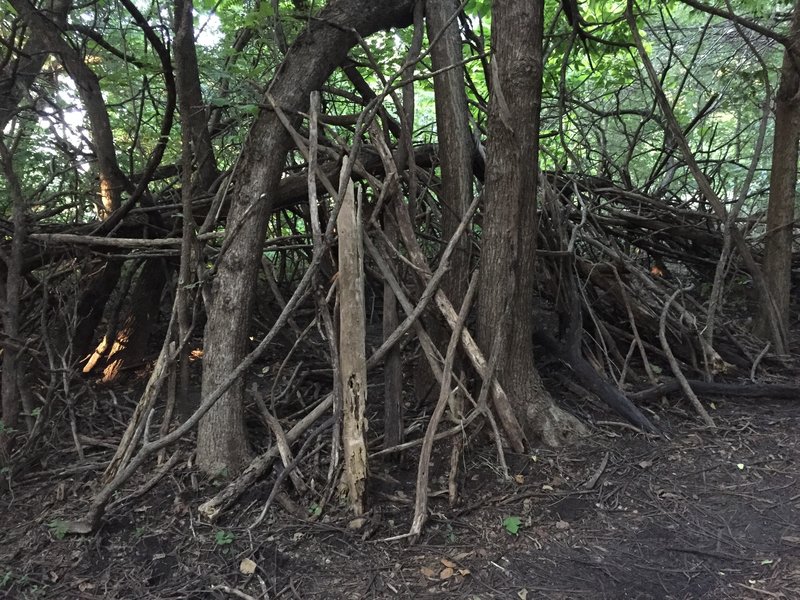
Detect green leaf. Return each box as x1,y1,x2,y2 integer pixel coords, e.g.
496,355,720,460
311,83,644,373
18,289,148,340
47,520,69,540
503,516,522,536
215,530,235,545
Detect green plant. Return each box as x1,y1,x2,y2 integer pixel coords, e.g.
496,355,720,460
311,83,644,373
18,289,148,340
215,530,235,546
502,516,522,536
47,520,68,540
0,571,12,588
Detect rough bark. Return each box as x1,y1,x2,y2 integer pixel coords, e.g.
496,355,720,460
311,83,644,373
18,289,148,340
756,0,800,345
476,0,585,447
425,0,474,309
197,0,415,475
174,0,218,192
0,141,26,463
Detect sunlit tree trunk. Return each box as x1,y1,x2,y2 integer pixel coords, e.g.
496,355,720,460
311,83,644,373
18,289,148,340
477,0,585,446
756,0,800,346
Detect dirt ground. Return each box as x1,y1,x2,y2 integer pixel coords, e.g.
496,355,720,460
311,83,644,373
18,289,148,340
1,388,799,599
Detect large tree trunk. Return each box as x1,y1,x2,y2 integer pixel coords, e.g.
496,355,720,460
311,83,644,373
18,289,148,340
756,0,799,345
477,0,585,447
197,0,415,476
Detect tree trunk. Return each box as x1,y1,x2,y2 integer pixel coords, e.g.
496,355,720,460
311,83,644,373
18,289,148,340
0,141,26,464
426,0,474,309
174,0,218,192
197,0,415,476
756,0,800,345
477,0,585,447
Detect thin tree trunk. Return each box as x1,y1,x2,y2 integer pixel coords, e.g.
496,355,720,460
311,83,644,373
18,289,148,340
756,0,800,345
0,140,26,463
174,0,218,192
426,0,474,310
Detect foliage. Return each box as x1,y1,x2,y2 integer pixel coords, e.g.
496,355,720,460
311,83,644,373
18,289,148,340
214,530,235,546
47,520,69,540
502,516,522,536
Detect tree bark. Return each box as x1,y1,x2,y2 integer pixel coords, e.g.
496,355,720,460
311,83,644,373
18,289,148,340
197,0,415,475
0,140,26,463
425,0,474,309
756,0,800,345
174,0,218,192
477,0,585,446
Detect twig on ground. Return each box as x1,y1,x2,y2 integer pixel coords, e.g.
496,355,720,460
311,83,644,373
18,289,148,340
659,287,715,428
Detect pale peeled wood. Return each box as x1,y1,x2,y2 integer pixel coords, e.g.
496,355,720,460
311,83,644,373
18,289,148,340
337,179,369,516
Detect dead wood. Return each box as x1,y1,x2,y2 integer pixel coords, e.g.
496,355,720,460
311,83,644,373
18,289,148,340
630,380,800,404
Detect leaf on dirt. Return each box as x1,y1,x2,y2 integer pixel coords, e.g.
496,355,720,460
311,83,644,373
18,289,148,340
503,516,522,535
514,474,525,484
737,463,745,470
518,589,528,599
440,558,457,568
420,566,436,579
541,484,553,491
439,567,455,579
638,460,653,469
240,558,257,575
555,520,570,530
459,568,471,577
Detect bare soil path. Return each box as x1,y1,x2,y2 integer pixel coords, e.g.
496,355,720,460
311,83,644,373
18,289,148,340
1,397,798,599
